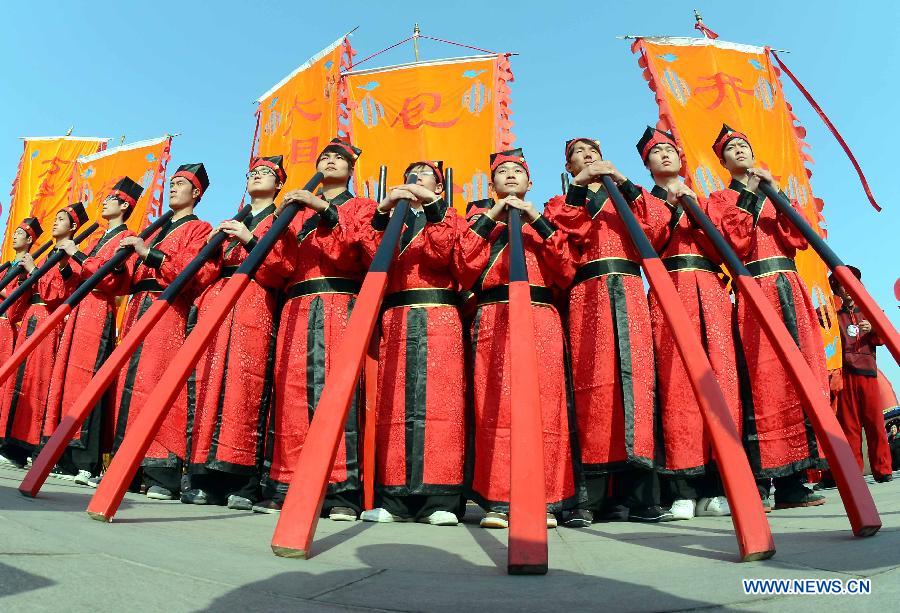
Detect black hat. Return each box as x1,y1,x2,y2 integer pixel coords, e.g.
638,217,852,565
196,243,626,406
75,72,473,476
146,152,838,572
636,126,678,162
404,160,444,184
712,124,751,159
110,176,144,206
319,137,362,164
172,163,210,199
62,202,89,228
489,148,529,177
250,155,287,183
18,217,43,242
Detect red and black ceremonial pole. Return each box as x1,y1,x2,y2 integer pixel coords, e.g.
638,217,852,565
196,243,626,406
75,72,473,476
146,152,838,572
0,222,100,317
271,175,419,558
758,182,899,365
19,206,252,498
362,165,389,511
679,191,881,538
506,207,549,575
0,239,55,293
0,212,175,388
602,176,775,561
85,173,325,521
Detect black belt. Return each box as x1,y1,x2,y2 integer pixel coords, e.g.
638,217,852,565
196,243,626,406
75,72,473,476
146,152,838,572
662,254,720,274
219,266,238,279
381,288,460,310
131,278,164,294
746,256,797,278
286,277,361,300
573,258,641,286
476,284,554,306
29,294,46,306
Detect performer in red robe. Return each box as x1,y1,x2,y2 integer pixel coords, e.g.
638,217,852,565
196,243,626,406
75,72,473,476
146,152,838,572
0,218,43,367
0,217,44,469
543,138,673,526
830,267,892,481
183,156,294,510
707,125,827,510
112,163,212,500
635,127,741,520
254,138,374,520
0,203,88,468
44,178,144,483
354,160,466,526
457,149,580,529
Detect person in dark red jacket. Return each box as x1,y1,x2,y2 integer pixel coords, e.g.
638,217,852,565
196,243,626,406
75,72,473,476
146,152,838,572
707,125,828,510
111,164,213,501
830,266,892,482
44,178,143,483
0,217,43,371
182,156,295,510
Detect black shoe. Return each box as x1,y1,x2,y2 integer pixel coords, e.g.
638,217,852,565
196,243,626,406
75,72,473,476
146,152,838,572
560,509,593,528
628,505,675,523
181,489,212,505
874,473,894,483
813,478,836,490
774,485,825,509
599,504,630,522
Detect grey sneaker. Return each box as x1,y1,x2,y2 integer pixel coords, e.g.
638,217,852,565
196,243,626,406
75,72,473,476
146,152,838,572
227,495,253,511
328,506,358,521
146,485,176,500
73,470,93,486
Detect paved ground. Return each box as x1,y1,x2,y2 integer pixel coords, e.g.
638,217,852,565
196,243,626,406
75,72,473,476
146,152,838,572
0,465,897,612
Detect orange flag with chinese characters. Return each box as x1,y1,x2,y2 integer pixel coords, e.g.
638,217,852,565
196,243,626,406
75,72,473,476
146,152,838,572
255,35,353,194
343,54,515,212
633,37,841,369
70,136,173,234
3,136,108,262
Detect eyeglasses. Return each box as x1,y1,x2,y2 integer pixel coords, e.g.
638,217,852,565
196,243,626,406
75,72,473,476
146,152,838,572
246,168,276,178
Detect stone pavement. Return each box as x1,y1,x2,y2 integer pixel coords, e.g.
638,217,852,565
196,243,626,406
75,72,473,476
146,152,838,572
0,465,898,612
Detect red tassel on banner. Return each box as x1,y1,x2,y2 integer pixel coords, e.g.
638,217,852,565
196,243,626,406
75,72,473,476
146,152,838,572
769,49,882,212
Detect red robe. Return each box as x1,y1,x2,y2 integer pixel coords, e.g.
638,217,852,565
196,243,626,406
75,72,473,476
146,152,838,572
0,260,77,450
43,224,135,455
646,186,742,475
263,191,373,499
708,180,828,477
543,181,669,473
112,214,212,468
355,199,466,497
189,204,293,475
835,305,891,477
0,266,30,366
456,202,580,512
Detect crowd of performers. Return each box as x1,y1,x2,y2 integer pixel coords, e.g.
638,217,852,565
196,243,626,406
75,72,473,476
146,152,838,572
0,126,892,530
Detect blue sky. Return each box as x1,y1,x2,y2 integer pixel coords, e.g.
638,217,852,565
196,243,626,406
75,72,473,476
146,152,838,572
1,1,897,387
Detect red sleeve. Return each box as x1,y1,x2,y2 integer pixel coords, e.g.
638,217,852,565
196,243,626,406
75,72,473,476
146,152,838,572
454,214,496,291
191,239,224,290
542,194,592,248
526,215,576,289
774,196,808,252
37,264,76,309
152,221,214,287
254,223,297,290
630,187,673,252
3,274,30,324
708,190,754,259
317,197,375,273
689,196,723,264
81,231,138,296
419,203,460,271
349,206,380,267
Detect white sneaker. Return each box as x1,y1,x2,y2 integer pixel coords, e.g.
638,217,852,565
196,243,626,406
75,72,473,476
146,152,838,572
360,508,405,523
73,470,93,486
546,513,558,529
696,496,731,517
419,510,458,526
479,512,509,529
50,469,78,481
669,498,696,520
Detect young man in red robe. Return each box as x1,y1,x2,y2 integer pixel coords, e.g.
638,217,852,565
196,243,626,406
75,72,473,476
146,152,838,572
829,267,892,482
543,138,673,526
183,156,294,510
44,178,143,484
635,127,740,519
707,125,827,510
254,138,375,521
0,217,43,369
457,149,580,529
0,203,88,469
111,164,213,500
353,160,466,526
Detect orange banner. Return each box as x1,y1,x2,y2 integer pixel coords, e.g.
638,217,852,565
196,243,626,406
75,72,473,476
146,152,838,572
255,35,353,194
343,54,515,212
3,137,108,262
633,37,841,368
71,136,173,235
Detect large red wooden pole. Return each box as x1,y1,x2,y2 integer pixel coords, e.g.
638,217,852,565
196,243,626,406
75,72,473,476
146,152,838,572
602,176,774,561
86,174,324,521
506,209,549,575
271,176,418,558
681,191,880,538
